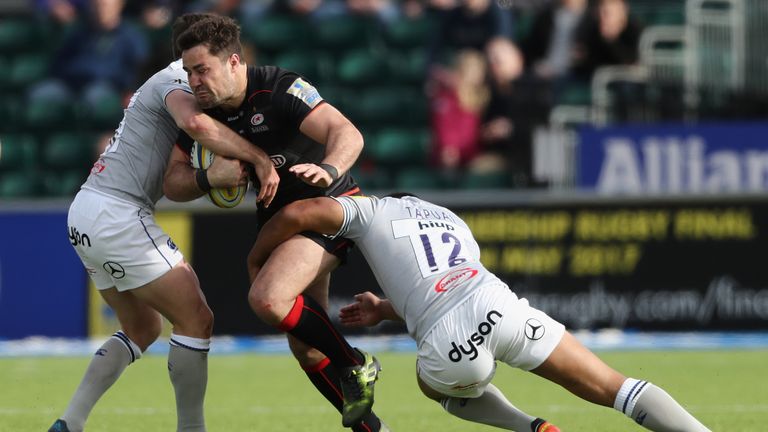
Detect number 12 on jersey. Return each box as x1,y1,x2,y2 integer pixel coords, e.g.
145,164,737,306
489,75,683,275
391,219,470,278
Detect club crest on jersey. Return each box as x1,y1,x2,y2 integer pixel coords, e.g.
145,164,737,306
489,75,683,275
250,113,264,126
435,267,478,293
287,77,323,108
91,158,106,174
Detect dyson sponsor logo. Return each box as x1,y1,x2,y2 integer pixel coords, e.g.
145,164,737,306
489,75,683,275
435,267,478,293
448,310,503,362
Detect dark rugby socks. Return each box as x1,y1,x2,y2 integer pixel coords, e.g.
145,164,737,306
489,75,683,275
304,358,382,432
279,294,362,368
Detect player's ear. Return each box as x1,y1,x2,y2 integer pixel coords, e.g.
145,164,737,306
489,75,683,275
229,53,241,68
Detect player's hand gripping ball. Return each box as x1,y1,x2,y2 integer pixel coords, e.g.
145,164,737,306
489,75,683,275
190,141,248,208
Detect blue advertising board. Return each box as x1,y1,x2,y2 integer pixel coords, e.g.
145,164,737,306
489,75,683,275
0,212,87,338
578,122,768,193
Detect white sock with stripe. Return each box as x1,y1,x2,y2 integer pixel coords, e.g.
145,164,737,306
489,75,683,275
168,333,210,431
614,378,711,432
441,383,538,431
60,331,142,432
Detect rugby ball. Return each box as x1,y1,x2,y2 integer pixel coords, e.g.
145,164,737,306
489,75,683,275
189,141,248,208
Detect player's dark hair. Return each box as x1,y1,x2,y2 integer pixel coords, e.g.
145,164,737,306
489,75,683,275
385,192,418,199
176,14,243,60
171,13,217,59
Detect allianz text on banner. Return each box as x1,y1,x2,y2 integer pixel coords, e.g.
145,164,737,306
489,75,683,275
577,122,768,194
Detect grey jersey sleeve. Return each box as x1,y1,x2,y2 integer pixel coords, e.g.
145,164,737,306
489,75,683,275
331,196,378,240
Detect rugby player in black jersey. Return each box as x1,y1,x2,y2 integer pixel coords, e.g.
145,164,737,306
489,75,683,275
164,14,385,431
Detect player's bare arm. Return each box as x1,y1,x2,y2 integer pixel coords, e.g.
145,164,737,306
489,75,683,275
165,89,279,206
289,103,364,188
247,197,345,273
339,292,403,327
163,145,246,201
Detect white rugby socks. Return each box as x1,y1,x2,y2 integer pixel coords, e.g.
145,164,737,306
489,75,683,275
441,383,537,431
614,378,711,432
61,331,142,432
168,334,210,432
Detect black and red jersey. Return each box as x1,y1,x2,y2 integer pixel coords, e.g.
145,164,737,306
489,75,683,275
179,65,358,218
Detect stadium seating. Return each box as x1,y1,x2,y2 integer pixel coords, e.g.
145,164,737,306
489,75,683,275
336,49,388,85
383,16,435,49
0,18,37,53
42,133,96,170
9,53,48,88
312,16,377,50
0,170,41,197
24,93,80,130
458,171,511,189
41,169,86,197
395,166,445,190
0,134,38,170
241,15,310,52
0,56,11,89
273,50,331,84
365,127,430,165
386,49,428,85
86,90,124,130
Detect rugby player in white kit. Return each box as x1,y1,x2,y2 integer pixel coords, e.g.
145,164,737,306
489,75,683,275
247,194,712,432
49,14,279,432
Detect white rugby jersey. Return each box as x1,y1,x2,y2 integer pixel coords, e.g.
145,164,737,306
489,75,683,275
332,195,504,342
83,60,191,209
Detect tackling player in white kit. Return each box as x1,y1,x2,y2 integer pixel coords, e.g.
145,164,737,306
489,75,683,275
247,194,712,432
48,14,279,432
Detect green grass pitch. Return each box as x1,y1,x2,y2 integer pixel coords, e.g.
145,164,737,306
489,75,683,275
2,350,766,431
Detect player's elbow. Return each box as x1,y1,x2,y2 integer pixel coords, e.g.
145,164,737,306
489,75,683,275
162,181,184,202
178,112,209,138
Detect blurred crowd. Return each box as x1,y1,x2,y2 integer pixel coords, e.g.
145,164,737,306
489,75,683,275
22,0,644,189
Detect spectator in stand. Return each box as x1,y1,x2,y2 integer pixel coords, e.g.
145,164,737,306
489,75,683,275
253,0,345,22
475,37,552,187
427,0,514,71
522,0,588,81
29,0,149,111
572,0,641,80
34,0,87,26
429,49,490,173
345,0,400,24
134,1,182,83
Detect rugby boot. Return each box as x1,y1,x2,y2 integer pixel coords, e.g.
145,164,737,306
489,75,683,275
340,348,381,427
48,419,71,432
533,419,561,432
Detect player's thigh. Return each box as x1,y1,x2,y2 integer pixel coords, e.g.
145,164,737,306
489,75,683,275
252,235,339,303
68,189,184,292
531,331,625,406
130,260,212,333
99,287,162,350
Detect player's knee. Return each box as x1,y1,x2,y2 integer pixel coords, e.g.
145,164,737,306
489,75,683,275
173,301,214,338
196,303,214,338
247,284,281,324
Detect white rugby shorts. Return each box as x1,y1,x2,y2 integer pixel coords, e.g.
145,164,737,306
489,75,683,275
417,282,565,398
67,188,183,291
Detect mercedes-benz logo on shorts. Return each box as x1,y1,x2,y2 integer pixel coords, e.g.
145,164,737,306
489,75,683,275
103,261,126,279
524,318,545,340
